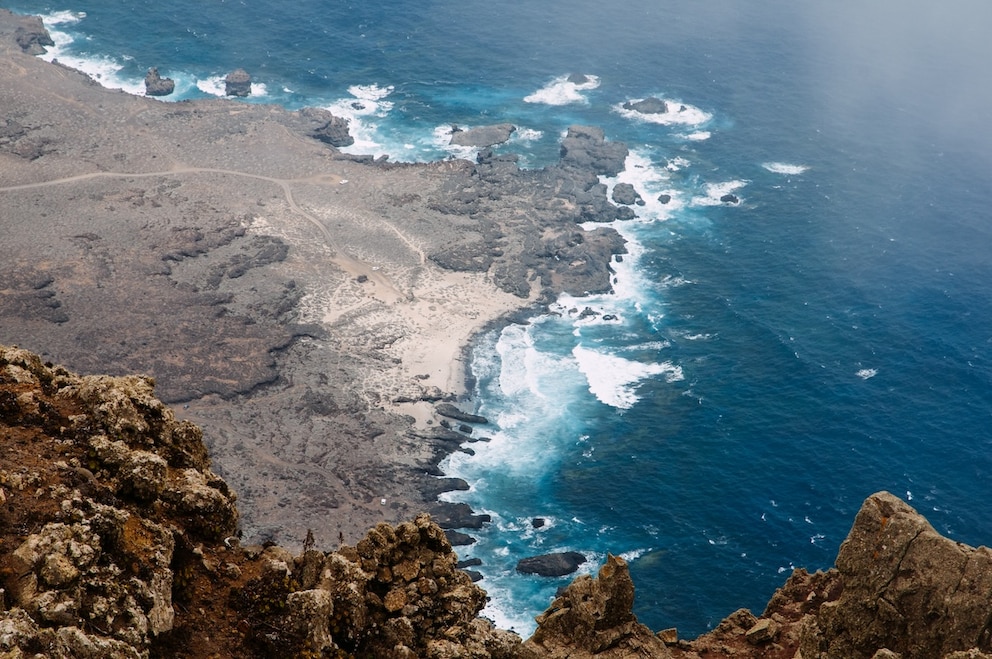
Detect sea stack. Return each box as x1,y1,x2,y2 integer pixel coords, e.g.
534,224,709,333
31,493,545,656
144,67,175,96
224,68,251,96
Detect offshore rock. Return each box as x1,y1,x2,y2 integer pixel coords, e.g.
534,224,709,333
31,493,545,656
143,67,175,96
516,551,587,577
623,97,669,115
522,554,671,658
224,68,252,96
450,123,517,148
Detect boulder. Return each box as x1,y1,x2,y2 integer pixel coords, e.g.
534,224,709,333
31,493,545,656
658,193,672,204
224,68,252,96
144,67,175,96
516,551,587,577
623,97,669,114
449,123,516,148
522,554,671,657
720,193,740,204
612,182,643,206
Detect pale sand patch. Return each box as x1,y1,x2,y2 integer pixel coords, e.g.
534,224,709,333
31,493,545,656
323,266,532,429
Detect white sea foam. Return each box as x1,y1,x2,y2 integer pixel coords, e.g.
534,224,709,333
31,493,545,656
600,150,686,223
614,98,712,126
856,368,878,380
324,84,396,157
691,180,747,207
680,130,712,141
524,74,600,105
762,162,810,175
573,345,683,409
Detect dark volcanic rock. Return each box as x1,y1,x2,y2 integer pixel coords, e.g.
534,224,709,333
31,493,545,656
721,193,740,204
612,182,643,206
658,193,672,204
559,125,629,177
516,551,587,577
450,123,516,147
431,502,492,529
623,96,669,114
225,68,252,96
436,402,489,425
298,107,354,147
444,529,477,546
144,67,175,96
567,73,593,84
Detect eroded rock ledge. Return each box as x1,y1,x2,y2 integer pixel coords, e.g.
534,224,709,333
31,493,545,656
3,344,992,658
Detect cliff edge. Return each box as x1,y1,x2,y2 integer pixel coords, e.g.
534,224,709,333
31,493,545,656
4,344,992,658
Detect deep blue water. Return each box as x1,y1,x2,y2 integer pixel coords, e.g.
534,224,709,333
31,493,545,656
15,0,992,637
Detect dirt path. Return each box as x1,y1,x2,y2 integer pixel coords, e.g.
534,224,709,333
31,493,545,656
0,166,406,303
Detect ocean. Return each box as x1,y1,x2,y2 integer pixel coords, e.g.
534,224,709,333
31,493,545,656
14,0,992,637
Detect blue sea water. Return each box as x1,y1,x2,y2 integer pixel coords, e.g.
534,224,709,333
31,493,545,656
15,0,992,637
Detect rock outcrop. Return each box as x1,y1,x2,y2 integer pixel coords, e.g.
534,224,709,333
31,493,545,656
798,491,992,659
5,346,992,659
298,106,355,147
0,9,54,55
224,68,252,96
522,555,672,658
143,67,175,96
450,124,517,148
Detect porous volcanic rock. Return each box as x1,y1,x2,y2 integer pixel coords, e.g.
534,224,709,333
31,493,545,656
522,554,671,658
798,491,992,659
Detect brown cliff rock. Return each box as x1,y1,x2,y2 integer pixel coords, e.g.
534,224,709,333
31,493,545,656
799,491,992,659
522,554,672,658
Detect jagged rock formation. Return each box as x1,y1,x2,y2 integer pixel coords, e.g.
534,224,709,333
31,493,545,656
297,107,355,147
144,67,175,96
4,347,992,658
798,491,992,659
521,555,671,658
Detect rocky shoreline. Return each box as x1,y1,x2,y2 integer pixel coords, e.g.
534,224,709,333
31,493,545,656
0,9,634,551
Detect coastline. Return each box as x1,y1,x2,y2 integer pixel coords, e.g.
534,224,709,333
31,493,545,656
0,10,628,549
